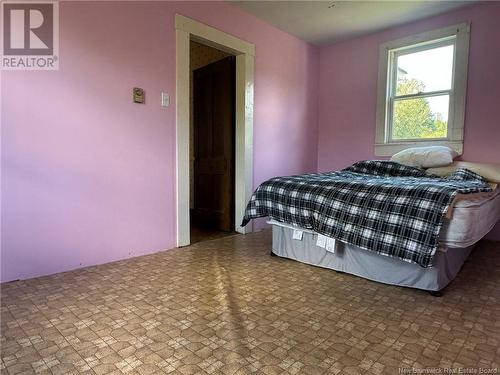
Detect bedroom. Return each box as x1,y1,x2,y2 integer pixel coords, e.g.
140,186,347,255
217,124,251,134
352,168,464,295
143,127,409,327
1,1,499,374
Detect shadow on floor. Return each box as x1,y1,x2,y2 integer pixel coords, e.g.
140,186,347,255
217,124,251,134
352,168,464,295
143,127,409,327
190,222,237,244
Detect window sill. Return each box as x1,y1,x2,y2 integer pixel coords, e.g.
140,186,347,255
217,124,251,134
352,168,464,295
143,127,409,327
374,141,463,157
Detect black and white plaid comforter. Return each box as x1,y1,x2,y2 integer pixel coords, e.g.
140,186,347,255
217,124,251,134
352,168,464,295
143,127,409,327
242,161,492,267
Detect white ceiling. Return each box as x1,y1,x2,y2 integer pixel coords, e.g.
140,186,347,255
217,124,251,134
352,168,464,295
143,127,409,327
229,1,476,46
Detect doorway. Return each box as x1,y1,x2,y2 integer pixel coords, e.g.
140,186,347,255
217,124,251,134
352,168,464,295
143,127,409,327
175,14,255,247
190,41,236,243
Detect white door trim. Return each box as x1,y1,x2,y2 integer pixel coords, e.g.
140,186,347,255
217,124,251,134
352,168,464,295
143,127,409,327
175,14,254,247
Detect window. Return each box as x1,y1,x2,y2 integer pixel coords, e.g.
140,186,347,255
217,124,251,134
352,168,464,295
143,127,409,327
375,24,470,156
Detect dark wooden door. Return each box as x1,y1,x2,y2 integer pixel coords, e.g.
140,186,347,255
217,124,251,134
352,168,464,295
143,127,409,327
193,56,235,232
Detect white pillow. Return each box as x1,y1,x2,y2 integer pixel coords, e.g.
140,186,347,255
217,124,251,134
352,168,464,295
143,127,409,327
390,146,458,168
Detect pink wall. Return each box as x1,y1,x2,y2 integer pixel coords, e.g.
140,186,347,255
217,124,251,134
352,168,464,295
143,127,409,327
317,2,500,239
0,1,319,282
3,2,498,283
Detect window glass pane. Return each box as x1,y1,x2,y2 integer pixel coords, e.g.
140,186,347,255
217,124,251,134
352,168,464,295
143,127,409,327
392,95,449,140
396,44,454,96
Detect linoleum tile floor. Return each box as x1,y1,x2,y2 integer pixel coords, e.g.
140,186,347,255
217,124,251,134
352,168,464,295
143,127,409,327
1,230,499,375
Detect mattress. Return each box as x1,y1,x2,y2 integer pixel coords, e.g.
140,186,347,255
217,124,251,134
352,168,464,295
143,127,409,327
269,188,500,250
440,188,500,247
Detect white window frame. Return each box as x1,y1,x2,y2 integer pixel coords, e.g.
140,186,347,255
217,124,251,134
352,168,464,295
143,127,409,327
375,23,470,156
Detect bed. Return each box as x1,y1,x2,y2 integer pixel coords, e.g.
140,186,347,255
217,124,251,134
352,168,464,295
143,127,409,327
242,160,500,293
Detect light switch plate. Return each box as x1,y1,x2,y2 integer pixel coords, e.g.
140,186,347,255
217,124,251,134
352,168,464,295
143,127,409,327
161,92,169,107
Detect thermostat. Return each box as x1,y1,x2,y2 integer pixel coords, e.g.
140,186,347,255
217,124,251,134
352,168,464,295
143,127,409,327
133,87,145,104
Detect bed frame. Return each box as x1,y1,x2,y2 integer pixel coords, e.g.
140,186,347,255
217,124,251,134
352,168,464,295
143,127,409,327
270,223,475,294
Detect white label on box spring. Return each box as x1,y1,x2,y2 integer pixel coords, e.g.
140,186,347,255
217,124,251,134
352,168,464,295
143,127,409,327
292,229,303,240
325,237,336,253
316,234,327,248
